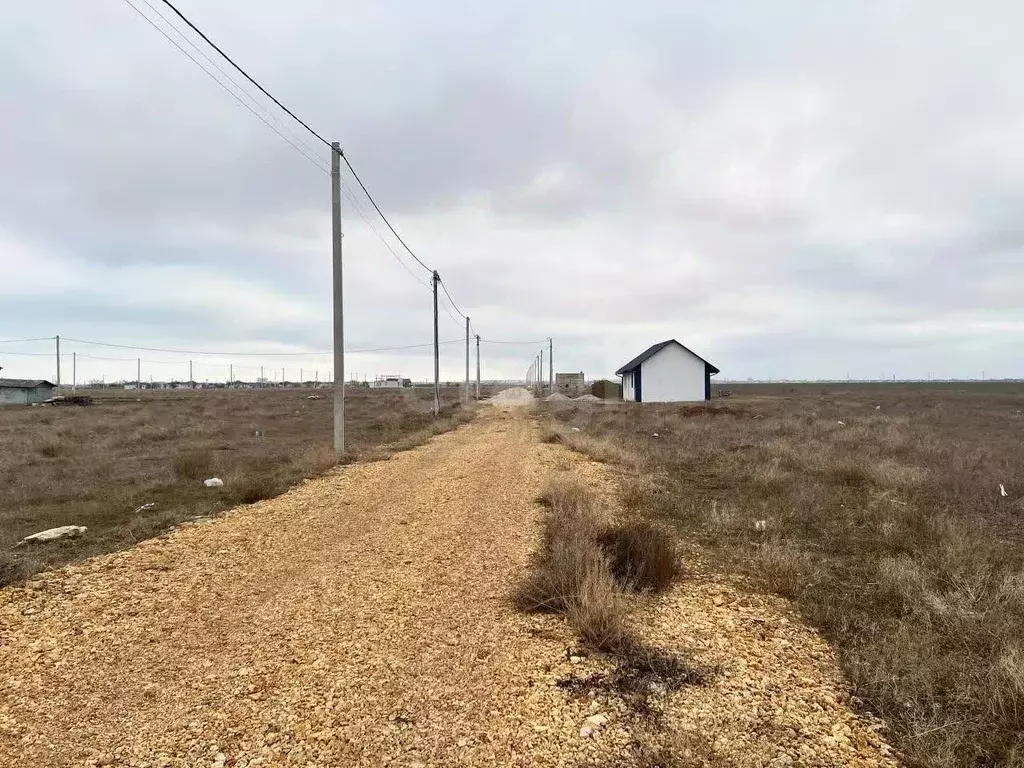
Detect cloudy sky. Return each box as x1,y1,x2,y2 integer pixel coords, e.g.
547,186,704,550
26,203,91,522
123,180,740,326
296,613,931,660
2,1,1022,383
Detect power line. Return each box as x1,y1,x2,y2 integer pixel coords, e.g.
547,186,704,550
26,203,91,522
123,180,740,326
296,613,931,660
153,0,436,277
138,0,326,167
0,337,55,344
350,340,461,354
64,336,329,356
121,0,328,173
338,178,430,290
439,278,466,318
480,338,549,345
340,155,432,273
155,0,331,148
61,336,461,357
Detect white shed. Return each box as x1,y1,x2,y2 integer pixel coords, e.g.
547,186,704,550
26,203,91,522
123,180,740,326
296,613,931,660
615,340,719,403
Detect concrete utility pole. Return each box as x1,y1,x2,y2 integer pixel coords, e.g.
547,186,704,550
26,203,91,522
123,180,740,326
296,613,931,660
475,334,480,400
464,316,470,403
137,358,141,395
230,364,233,386
72,352,76,393
190,360,194,387
548,338,553,394
260,364,264,388
540,348,544,395
55,335,61,389
281,367,285,386
331,142,345,452
432,270,441,416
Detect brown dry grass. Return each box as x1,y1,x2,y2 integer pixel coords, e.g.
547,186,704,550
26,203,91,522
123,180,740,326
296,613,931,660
544,382,1024,768
0,387,474,586
514,477,678,653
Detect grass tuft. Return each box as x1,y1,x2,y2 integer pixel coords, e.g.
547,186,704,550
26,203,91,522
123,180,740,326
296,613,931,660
302,444,338,477
597,520,678,592
513,477,683,656
173,446,214,480
233,474,280,505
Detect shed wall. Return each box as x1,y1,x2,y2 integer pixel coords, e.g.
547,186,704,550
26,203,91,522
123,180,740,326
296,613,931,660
621,370,637,402
0,388,28,405
639,344,707,402
27,385,54,404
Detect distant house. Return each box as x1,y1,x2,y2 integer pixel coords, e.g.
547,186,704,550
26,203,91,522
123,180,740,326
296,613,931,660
0,379,56,406
555,372,585,395
373,375,405,389
615,340,719,403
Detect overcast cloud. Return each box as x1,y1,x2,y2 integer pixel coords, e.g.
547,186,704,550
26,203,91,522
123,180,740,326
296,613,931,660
2,0,1022,383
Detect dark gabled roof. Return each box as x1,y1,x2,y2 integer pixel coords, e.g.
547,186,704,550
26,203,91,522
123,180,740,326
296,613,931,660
615,339,719,376
0,378,56,389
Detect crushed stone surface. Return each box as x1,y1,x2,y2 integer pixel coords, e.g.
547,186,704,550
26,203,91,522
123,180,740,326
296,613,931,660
0,407,898,767
486,386,535,404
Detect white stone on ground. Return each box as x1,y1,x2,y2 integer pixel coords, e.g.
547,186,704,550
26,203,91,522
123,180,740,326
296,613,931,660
17,525,88,546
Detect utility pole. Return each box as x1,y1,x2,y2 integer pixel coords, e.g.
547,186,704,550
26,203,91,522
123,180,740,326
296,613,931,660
540,348,544,395
464,316,470,403
548,338,553,394
300,368,303,387
282,367,285,386
55,335,61,389
260,364,264,388
229,363,233,387
190,360,194,387
72,351,76,393
432,270,441,415
475,334,480,400
137,358,141,395
331,141,345,452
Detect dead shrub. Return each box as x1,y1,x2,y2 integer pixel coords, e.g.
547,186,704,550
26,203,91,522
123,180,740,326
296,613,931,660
620,475,657,511
538,426,562,444
233,474,279,504
302,444,338,477
597,520,678,592
515,477,683,657
37,440,69,458
513,478,632,650
565,558,632,652
173,446,214,480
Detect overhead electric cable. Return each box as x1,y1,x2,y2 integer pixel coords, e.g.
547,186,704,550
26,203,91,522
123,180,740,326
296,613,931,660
121,0,328,173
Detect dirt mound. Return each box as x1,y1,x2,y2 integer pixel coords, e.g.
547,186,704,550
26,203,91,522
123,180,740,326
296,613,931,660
574,394,600,401
544,393,570,401
488,387,535,403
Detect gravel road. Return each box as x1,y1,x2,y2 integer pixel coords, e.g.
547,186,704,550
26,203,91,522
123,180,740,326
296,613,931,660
0,404,897,767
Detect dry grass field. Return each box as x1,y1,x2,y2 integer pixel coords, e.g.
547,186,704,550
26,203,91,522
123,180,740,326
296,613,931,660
542,383,1024,768
0,386,474,586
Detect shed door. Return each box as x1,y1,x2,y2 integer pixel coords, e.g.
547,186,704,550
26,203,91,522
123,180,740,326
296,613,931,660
634,366,642,403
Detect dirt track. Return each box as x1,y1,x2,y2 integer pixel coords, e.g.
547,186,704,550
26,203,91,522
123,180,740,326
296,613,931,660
0,404,896,767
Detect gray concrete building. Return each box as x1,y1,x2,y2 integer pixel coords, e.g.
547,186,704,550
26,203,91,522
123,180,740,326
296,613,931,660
0,379,56,405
